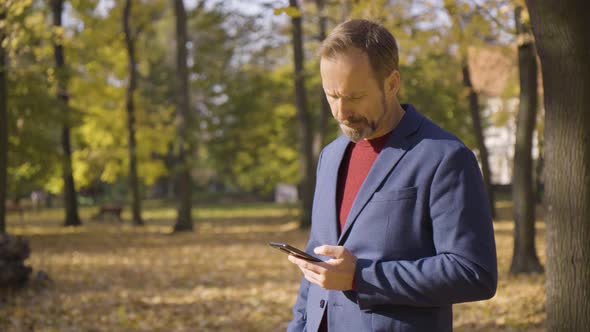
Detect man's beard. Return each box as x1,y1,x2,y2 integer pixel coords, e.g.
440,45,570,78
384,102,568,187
340,94,387,142
339,118,376,142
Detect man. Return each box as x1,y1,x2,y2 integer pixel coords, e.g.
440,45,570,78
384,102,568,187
287,19,497,332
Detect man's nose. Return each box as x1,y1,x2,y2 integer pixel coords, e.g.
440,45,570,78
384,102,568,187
335,99,354,120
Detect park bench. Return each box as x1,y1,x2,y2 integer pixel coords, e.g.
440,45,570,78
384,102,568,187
92,204,123,222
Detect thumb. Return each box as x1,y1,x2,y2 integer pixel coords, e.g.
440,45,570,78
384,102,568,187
314,245,343,258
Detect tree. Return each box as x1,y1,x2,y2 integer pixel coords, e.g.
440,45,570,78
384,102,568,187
1,0,61,205
509,5,542,274
312,0,330,160
461,62,496,218
172,0,193,232
52,0,81,227
65,0,172,198
444,1,497,218
122,0,143,225
289,0,314,228
0,7,7,234
208,65,300,194
525,0,590,329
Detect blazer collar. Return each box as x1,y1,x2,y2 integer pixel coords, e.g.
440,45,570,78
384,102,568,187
336,103,424,244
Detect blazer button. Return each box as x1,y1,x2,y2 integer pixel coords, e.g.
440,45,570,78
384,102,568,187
320,299,325,308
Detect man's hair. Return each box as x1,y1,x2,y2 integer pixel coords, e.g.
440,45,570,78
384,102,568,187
320,19,399,85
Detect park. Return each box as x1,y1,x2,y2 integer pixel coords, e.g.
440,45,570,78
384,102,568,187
1,0,588,331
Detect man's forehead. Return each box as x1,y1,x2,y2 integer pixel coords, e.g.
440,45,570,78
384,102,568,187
320,48,370,68
320,52,375,93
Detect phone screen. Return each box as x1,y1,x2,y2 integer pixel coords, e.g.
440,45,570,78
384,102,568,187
269,242,322,262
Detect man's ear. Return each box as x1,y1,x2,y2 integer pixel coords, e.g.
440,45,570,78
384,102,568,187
385,70,401,96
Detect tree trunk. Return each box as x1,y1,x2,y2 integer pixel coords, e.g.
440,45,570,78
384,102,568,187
123,0,143,226
0,10,7,234
173,0,193,232
525,1,590,330
535,122,544,203
461,62,496,218
313,0,329,161
509,6,543,275
52,0,81,227
0,235,32,288
289,0,314,228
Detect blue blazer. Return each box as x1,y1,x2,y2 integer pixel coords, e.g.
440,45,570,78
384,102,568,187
287,104,497,332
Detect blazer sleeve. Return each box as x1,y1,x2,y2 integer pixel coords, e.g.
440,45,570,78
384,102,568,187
352,146,498,309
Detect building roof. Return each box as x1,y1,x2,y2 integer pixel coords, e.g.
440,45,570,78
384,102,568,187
467,46,517,98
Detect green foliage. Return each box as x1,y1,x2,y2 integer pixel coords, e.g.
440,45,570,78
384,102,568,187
208,64,300,193
3,0,522,200
66,0,173,188
4,1,62,197
399,54,475,148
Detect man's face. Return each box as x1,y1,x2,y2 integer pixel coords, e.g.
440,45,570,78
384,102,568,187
320,49,396,142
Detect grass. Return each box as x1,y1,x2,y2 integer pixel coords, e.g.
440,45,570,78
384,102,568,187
0,200,545,331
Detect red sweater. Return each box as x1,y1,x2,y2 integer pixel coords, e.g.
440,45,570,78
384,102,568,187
337,132,393,232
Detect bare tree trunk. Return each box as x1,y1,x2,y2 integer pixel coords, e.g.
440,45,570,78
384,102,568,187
123,0,143,226
52,0,81,227
509,6,543,275
535,122,544,203
525,1,590,330
289,0,314,228
461,61,496,218
173,0,193,232
312,0,329,161
0,10,7,234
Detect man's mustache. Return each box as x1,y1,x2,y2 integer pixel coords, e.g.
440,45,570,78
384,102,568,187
341,117,367,126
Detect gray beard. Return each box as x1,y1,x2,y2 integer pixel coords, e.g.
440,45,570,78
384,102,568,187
340,94,388,142
340,123,375,143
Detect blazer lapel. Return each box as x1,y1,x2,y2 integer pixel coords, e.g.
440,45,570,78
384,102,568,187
337,105,424,245
323,136,350,244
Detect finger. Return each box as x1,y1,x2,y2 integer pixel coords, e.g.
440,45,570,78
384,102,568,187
302,269,324,287
288,254,324,269
292,257,327,274
288,254,316,266
314,245,344,258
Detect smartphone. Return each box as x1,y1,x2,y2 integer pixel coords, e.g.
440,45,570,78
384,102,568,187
269,242,322,262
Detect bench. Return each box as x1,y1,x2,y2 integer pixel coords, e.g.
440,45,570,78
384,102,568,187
92,205,123,222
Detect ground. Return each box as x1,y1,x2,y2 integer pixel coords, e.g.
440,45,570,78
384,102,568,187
1,200,545,331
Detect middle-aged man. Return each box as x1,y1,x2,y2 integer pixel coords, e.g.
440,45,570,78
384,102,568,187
286,19,498,332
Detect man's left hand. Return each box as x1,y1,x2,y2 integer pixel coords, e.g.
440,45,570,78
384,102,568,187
287,245,357,291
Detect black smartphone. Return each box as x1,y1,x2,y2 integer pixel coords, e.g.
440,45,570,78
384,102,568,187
269,242,322,262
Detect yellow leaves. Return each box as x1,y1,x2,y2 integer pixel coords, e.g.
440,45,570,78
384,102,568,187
44,175,64,194
101,161,122,183
273,6,302,18
23,10,43,30
6,0,34,17
51,26,73,49
72,149,92,188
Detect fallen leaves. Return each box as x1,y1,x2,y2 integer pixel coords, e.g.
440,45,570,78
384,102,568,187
1,202,546,331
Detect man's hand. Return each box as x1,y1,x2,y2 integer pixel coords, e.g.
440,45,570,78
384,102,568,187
287,245,357,291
